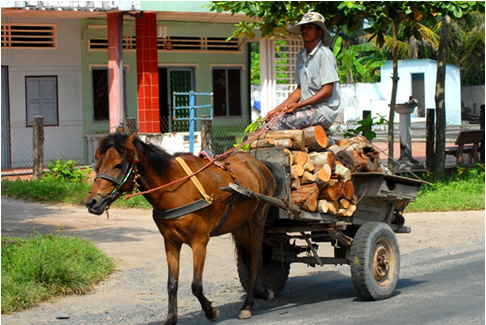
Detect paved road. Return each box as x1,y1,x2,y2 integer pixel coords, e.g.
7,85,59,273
1,199,484,325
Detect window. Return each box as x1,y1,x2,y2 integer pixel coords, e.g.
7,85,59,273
2,24,56,48
91,67,127,121
25,76,58,126
212,68,242,116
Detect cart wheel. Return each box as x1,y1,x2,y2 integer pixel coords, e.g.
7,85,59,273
350,222,400,301
236,243,290,298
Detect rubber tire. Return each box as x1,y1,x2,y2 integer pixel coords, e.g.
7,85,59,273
350,222,400,301
236,243,290,297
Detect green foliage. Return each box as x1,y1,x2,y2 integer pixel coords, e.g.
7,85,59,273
233,117,265,151
333,36,385,83
1,232,115,313
43,159,92,183
406,164,485,212
344,114,388,140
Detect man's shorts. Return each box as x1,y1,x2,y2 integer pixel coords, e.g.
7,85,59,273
268,106,332,130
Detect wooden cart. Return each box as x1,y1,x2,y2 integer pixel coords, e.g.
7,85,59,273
222,147,424,301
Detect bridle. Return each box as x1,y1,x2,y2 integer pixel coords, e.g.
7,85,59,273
90,150,138,202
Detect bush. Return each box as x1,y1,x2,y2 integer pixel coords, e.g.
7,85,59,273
43,159,92,183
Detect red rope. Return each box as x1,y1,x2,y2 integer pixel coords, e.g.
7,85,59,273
124,110,287,200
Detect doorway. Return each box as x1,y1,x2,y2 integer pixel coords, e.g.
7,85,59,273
2,66,10,168
411,73,425,117
158,67,195,133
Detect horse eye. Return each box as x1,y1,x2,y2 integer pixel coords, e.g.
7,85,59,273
114,163,123,170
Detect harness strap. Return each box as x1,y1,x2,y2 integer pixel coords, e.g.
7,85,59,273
175,157,213,204
153,198,212,220
211,193,240,237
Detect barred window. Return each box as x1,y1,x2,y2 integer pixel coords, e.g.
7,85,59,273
2,24,56,48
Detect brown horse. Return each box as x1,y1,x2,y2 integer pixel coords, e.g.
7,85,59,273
84,132,277,324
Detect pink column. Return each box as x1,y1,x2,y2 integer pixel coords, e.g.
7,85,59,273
107,12,121,133
136,13,159,133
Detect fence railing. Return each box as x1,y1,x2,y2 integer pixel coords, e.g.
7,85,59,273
2,109,483,175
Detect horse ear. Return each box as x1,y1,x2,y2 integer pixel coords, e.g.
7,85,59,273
128,130,138,143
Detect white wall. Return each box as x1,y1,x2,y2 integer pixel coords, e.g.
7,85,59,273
380,60,462,125
1,17,84,167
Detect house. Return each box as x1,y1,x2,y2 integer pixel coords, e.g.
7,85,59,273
1,1,251,168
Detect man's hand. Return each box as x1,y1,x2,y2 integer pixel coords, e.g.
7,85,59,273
264,107,283,122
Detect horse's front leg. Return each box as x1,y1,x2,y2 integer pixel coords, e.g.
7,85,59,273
192,242,219,322
164,240,182,325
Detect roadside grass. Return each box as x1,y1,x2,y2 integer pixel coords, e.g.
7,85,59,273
1,231,115,314
1,178,151,209
405,164,485,212
2,164,485,212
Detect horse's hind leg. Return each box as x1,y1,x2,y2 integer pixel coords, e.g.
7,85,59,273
191,242,219,322
163,240,182,325
239,202,271,319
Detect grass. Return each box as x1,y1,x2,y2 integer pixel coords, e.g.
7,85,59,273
1,178,152,209
405,164,485,212
1,232,115,314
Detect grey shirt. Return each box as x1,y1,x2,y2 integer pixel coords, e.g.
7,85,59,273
294,40,341,124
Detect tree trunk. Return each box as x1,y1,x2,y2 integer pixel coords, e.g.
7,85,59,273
433,14,450,180
388,20,399,170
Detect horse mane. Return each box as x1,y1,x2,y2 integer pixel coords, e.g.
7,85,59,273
98,132,175,174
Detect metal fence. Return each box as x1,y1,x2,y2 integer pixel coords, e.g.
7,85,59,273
2,110,482,174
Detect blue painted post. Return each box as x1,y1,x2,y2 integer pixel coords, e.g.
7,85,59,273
189,91,195,153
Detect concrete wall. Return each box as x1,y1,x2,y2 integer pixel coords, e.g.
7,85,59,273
461,85,485,116
1,16,84,167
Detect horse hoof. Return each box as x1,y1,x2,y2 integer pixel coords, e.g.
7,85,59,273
238,309,252,319
208,308,220,322
266,288,274,301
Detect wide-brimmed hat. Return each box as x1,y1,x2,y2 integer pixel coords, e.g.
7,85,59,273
286,12,333,46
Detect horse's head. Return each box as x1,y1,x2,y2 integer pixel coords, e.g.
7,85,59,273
84,132,139,215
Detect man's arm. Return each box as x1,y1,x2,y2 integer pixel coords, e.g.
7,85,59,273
284,83,333,113
264,86,301,122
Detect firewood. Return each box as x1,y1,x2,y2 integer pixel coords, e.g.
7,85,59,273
317,200,329,213
327,200,339,215
337,208,347,216
318,179,342,201
250,138,274,149
290,177,301,190
290,165,305,179
303,125,328,151
291,183,319,212
309,151,335,170
300,171,316,184
292,151,309,166
335,164,352,180
249,129,305,151
341,180,355,200
314,164,332,189
347,204,357,216
337,136,369,147
283,148,293,165
339,198,350,209
274,139,293,148
303,160,314,172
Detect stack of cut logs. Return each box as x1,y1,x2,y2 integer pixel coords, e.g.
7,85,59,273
249,125,383,216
